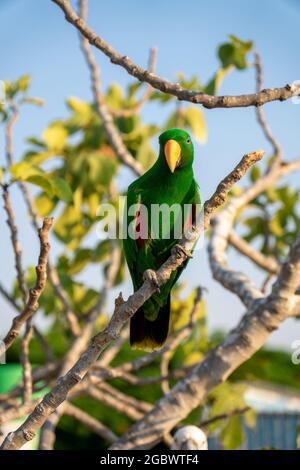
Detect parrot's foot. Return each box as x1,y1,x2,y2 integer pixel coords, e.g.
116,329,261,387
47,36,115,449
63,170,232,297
143,269,161,293
172,244,193,259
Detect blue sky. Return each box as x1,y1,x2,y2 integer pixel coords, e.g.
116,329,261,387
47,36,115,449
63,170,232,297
1,0,300,348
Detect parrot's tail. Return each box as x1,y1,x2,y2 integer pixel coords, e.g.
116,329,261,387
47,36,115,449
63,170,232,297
130,295,170,351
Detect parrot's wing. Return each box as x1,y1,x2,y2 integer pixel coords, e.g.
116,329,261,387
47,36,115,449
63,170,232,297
123,182,154,290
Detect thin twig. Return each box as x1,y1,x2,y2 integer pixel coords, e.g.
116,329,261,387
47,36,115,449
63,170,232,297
228,230,279,274
3,218,53,350
33,326,56,363
0,149,261,450
160,287,203,394
200,406,251,429
5,102,19,167
88,385,149,421
78,0,143,176
0,282,21,311
2,185,28,303
63,402,117,443
254,51,282,163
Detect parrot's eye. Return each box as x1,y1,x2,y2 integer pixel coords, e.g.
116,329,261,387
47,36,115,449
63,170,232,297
186,138,191,144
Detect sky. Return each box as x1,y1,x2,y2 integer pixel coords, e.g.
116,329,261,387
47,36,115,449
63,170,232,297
0,0,300,350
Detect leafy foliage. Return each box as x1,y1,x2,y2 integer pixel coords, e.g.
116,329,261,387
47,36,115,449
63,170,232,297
239,166,300,260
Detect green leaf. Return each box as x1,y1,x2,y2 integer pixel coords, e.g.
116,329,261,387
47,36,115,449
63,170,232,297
204,67,230,95
93,240,112,263
220,415,244,450
136,139,156,170
68,248,92,275
3,80,18,99
244,408,256,428
127,81,143,98
43,123,67,151
184,106,207,144
269,214,284,237
51,177,73,203
26,174,53,196
150,91,173,102
24,150,52,165
250,165,261,183
16,74,31,92
34,192,57,217
10,161,41,180
218,35,253,70
105,83,124,109
67,97,91,115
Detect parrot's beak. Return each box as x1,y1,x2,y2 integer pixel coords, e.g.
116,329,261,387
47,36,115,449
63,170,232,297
164,139,182,173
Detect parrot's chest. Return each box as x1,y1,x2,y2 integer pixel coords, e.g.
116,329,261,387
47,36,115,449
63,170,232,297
133,178,195,249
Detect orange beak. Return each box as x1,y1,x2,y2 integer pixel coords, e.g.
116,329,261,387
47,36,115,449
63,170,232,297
164,139,181,173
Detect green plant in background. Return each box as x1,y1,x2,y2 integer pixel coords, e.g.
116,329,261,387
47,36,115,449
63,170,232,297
1,33,299,451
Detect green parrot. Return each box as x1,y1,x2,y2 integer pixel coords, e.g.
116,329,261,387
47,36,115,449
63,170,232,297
123,128,200,351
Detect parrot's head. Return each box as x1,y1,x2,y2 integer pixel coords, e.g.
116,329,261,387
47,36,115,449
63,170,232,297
159,128,194,173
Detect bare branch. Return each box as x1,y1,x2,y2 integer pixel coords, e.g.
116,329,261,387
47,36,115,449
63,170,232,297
208,157,300,307
200,406,251,429
2,185,28,303
78,0,143,176
5,102,19,167
109,234,300,450
20,320,33,404
229,230,279,274
254,52,282,162
53,0,300,109
160,287,203,394
38,239,121,449
0,282,20,311
63,402,117,443
0,149,261,450
3,217,53,350
91,382,152,416
33,326,56,363
111,47,157,118
88,385,150,421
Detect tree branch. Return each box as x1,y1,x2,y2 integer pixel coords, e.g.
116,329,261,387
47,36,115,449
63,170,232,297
160,287,203,394
254,51,282,162
63,402,117,443
0,149,261,450
228,230,279,274
3,217,53,350
52,0,300,109
109,234,300,449
2,185,28,303
78,0,143,176
208,157,300,307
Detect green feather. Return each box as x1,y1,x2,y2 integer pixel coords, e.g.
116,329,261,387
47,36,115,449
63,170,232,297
123,129,201,347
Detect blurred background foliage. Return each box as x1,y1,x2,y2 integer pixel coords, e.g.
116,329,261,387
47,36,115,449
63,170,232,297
1,34,300,450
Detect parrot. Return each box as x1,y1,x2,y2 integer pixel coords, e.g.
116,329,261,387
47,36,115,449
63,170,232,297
123,128,200,351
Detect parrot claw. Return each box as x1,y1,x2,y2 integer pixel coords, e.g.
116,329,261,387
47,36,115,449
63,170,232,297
172,244,193,259
143,269,161,293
